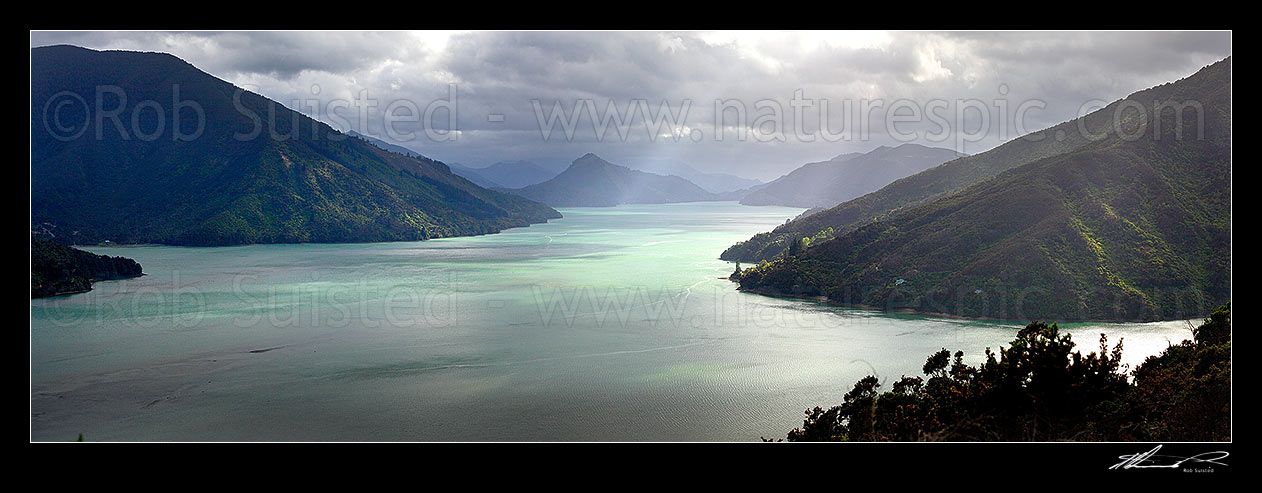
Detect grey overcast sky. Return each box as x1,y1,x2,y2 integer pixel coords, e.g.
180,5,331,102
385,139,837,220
30,31,1231,180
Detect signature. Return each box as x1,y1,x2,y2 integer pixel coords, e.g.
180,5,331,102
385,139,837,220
1110,445,1229,470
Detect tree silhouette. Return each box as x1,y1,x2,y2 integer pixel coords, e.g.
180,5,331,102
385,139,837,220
779,303,1230,442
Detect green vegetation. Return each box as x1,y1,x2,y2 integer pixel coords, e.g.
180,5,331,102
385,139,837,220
31,238,142,298
31,45,560,247
722,58,1232,265
772,302,1231,442
735,58,1230,322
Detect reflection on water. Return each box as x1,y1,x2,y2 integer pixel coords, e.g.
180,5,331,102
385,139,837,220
30,202,1198,441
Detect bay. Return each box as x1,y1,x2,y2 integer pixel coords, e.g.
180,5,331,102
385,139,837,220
29,202,1197,441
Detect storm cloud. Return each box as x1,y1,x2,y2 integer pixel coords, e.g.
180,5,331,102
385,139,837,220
29,30,1231,180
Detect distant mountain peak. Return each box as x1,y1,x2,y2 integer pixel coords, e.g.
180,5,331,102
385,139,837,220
572,153,610,167
625,159,763,194
503,154,718,207
743,143,967,208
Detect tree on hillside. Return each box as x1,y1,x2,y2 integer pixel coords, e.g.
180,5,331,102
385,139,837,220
778,302,1230,442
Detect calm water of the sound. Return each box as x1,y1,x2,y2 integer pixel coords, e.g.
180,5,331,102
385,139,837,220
30,202,1197,441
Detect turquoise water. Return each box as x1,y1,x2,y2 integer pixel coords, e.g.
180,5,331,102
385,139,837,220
30,202,1198,441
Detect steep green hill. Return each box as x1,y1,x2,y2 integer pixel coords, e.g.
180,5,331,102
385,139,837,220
31,45,559,246
720,65,1226,263
736,58,1231,322
31,238,143,298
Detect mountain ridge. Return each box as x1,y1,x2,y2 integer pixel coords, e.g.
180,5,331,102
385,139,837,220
721,60,1233,264
740,143,965,208
31,44,560,247
628,160,763,194
471,160,562,189
733,57,1231,322
502,153,719,207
